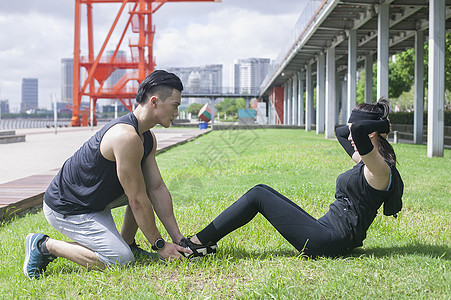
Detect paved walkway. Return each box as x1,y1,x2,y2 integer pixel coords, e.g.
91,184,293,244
0,126,210,220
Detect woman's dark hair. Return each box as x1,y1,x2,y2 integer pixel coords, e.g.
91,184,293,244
354,98,397,165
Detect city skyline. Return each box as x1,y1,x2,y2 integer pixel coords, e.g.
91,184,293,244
0,0,307,112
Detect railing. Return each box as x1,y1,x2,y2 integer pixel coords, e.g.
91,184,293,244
182,86,260,96
0,119,71,130
260,0,324,92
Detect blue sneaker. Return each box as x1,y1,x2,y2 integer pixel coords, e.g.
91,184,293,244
23,233,55,279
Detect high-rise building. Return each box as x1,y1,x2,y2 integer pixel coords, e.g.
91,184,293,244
166,64,222,94
233,58,270,95
61,58,73,104
166,64,223,106
0,99,9,114
21,78,38,112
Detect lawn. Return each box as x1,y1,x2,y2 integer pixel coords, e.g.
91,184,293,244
1,129,450,299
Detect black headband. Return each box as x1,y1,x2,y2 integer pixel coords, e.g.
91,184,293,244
348,110,383,123
136,70,183,102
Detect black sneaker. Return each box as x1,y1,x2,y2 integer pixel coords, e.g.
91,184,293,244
129,241,155,261
179,237,218,259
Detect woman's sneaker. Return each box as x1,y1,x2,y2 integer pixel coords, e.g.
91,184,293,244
179,237,218,259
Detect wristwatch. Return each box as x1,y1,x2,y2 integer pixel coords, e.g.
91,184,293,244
151,238,166,251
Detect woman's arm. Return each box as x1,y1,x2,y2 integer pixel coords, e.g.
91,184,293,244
335,125,361,163
350,119,391,190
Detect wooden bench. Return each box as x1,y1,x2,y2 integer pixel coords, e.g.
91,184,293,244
0,174,55,222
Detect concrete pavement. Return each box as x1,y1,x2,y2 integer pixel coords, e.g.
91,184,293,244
0,125,210,220
0,125,210,184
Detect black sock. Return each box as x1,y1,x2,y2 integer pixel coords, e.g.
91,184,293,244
37,236,51,256
129,240,137,249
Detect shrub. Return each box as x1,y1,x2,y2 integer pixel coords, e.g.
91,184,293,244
389,111,451,126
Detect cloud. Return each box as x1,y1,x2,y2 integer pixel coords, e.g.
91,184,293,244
0,0,305,110
156,7,299,67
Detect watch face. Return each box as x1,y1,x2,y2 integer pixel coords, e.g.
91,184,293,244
156,239,165,249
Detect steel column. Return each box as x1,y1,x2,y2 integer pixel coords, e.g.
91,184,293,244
325,46,336,139
414,30,425,145
317,52,325,134
377,3,389,100
427,0,445,157
347,29,357,120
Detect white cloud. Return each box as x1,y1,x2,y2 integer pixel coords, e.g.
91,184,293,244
0,1,305,110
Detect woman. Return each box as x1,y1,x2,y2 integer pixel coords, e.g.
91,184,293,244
180,98,403,258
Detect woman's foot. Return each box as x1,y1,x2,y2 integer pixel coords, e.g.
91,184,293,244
179,236,217,258
190,235,202,245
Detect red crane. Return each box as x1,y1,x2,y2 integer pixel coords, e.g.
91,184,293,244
72,0,220,126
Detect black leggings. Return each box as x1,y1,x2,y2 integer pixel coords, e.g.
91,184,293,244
196,184,353,257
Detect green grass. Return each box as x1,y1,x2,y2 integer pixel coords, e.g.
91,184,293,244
1,129,450,299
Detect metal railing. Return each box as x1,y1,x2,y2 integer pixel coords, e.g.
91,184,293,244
0,119,71,130
260,0,324,93
181,86,260,97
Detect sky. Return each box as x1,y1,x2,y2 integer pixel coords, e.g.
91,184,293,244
0,0,307,111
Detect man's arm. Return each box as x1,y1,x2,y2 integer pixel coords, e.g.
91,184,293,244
107,125,189,260
142,132,185,243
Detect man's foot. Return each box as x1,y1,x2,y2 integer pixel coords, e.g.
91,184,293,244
129,241,156,261
23,233,56,279
179,237,218,259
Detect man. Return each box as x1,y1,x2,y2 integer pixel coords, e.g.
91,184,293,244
23,70,195,279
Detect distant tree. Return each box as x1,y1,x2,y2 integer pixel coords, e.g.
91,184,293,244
357,59,413,102
356,32,451,110
389,60,412,98
186,103,204,116
216,98,246,116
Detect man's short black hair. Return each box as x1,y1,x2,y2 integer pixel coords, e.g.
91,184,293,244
136,70,183,104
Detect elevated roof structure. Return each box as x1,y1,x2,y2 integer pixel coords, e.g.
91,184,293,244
260,0,450,157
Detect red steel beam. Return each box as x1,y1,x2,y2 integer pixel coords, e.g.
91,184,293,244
72,0,220,126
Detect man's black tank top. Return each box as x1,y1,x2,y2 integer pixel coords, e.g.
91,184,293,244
44,112,154,215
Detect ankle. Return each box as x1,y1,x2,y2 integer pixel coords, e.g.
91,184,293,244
38,236,51,256
190,235,202,245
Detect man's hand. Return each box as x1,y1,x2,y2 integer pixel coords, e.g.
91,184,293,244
158,242,192,260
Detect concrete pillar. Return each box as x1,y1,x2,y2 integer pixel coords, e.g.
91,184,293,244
306,63,313,131
347,29,357,120
298,72,305,126
335,77,342,125
342,79,348,124
325,46,336,139
292,73,298,126
414,30,425,145
287,79,293,125
428,0,445,157
211,98,216,127
283,82,288,124
365,53,373,104
317,52,325,134
377,3,389,100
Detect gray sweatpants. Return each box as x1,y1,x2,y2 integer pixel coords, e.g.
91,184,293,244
43,195,135,265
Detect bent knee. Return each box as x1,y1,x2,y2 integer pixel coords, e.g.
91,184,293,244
249,184,272,195
99,246,135,266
